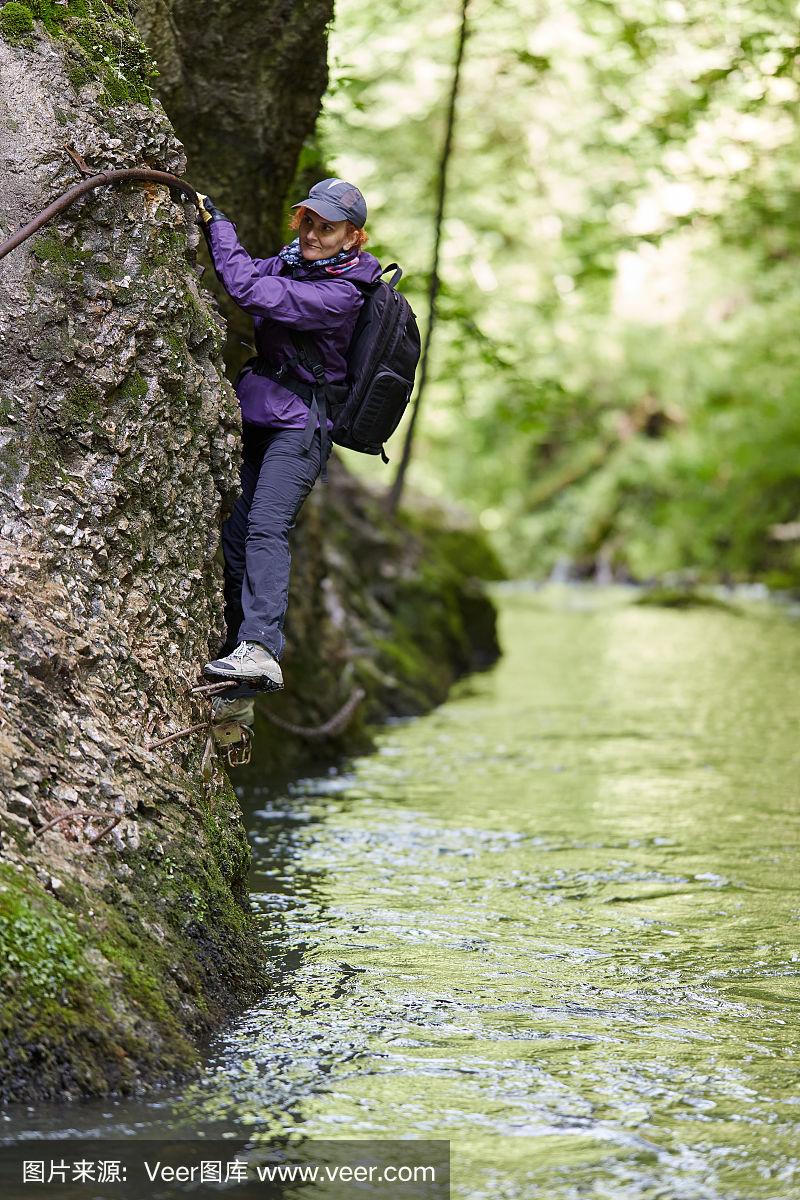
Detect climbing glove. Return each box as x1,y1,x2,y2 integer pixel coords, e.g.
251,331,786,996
196,192,229,225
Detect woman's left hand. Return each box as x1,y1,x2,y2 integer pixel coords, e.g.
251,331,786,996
196,193,228,225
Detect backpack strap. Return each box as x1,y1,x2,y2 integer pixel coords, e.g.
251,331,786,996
290,331,331,481
246,335,332,481
381,263,403,288
346,265,402,292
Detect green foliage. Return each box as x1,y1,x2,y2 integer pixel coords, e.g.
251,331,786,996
0,3,34,42
325,0,800,586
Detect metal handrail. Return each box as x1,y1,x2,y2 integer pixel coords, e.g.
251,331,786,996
0,160,199,262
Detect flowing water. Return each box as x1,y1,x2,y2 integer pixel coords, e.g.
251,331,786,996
4,588,800,1198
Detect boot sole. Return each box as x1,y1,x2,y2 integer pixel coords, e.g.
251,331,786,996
202,667,283,694
212,680,282,699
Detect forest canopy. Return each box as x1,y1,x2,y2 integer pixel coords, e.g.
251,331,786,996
321,0,800,586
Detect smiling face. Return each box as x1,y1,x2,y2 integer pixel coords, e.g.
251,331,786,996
298,208,357,261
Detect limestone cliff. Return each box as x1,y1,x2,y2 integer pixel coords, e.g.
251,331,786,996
0,0,267,1102
0,0,499,1103
133,0,332,252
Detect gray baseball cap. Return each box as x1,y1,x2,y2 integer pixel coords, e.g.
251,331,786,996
292,178,367,228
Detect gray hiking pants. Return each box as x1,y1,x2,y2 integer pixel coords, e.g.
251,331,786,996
220,423,325,660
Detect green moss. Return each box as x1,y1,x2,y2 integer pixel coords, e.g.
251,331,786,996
6,0,158,105
0,3,35,43
398,513,507,582
65,44,96,91
184,290,222,350
157,227,187,260
64,379,103,425
761,569,800,592
22,375,104,496
162,330,186,361
0,780,265,1102
0,864,88,1000
373,637,439,709
195,779,254,899
367,517,502,713
32,230,89,287
23,428,70,499
0,443,23,495
65,7,158,107
25,0,60,33
96,910,193,1037
0,864,194,1103
28,0,90,24
114,371,148,402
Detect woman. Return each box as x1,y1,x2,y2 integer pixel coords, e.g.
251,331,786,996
198,178,381,700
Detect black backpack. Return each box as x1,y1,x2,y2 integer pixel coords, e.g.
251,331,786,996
251,264,420,473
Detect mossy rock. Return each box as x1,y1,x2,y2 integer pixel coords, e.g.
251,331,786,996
64,379,103,424
635,587,739,613
760,569,800,593
113,371,148,403
2,0,158,106
0,3,35,44
0,865,89,1001
23,428,70,499
398,512,507,582
0,775,267,1103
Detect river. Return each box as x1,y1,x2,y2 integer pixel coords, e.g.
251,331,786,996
4,587,799,1198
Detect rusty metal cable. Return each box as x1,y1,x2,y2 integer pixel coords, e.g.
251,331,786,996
34,809,122,843
0,163,199,262
261,687,366,739
147,719,209,750
147,687,367,752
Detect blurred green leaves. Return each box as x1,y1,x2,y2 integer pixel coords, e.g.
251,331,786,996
323,0,800,584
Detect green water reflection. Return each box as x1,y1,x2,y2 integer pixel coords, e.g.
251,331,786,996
9,588,796,1197
184,587,800,1198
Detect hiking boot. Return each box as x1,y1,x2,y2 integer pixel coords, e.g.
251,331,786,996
204,641,283,689
211,695,255,727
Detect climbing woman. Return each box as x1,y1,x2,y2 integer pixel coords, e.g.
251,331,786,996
197,178,381,696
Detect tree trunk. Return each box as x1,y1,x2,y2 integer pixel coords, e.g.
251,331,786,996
387,0,471,514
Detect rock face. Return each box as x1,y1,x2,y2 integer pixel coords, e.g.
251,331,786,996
133,0,334,362
0,2,500,1103
133,0,332,252
0,2,265,1102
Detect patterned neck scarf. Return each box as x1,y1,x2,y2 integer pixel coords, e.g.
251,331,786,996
278,237,360,275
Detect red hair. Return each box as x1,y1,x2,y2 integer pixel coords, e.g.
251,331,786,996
290,205,369,250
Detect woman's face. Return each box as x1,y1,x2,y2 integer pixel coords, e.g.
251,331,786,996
299,209,356,260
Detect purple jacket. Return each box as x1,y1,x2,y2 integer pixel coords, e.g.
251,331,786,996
205,220,382,429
